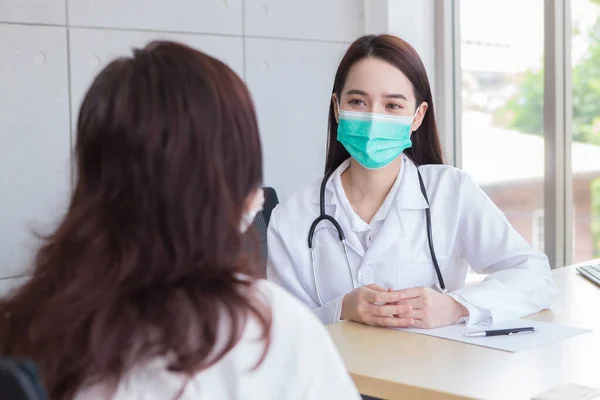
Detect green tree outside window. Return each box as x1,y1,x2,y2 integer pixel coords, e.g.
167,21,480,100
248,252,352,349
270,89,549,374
497,0,600,145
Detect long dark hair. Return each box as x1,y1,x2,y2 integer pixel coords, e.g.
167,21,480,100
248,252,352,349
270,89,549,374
0,41,271,399
325,34,444,175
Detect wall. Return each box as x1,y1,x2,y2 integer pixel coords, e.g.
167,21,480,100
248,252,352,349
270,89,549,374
0,0,365,290
387,0,435,90
364,0,436,91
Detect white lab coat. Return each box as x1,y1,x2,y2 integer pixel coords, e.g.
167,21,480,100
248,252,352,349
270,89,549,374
267,156,557,326
75,280,360,400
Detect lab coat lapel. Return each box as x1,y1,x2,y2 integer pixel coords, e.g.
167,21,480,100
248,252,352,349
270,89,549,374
332,200,365,257
310,170,365,258
365,159,429,260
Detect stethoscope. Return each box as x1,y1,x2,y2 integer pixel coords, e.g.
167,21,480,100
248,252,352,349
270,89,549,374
307,166,446,306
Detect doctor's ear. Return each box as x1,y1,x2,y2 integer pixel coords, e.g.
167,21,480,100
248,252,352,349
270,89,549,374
332,94,340,124
411,102,428,132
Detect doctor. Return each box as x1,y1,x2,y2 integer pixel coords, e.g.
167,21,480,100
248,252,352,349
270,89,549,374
267,34,557,329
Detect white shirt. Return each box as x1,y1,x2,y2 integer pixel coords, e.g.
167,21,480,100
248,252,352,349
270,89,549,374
267,155,557,327
334,158,404,251
75,281,360,400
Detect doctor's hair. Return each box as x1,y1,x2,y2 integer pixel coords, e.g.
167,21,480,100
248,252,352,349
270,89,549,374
325,34,445,175
0,41,271,399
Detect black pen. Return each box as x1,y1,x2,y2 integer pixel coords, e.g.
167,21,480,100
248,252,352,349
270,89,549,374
463,327,538,337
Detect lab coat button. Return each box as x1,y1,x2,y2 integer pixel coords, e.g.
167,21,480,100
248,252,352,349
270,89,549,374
358,267,374,285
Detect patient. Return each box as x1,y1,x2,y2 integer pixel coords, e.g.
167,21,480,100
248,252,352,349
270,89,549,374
0,41,359,400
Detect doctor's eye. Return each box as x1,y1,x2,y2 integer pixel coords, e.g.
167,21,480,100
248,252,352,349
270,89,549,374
386,103,402,111
348,99,366,107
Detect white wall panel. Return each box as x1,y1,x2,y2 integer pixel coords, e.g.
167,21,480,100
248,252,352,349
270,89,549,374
0,24,71,277
246,38,348,199
0,0,66,25
68,0,242,35
245,0,363,42
387,0,436,88
68,28,244,127
0,277,29,298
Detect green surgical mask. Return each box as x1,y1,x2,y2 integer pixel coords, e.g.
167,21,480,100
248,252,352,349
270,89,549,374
337,108,417,170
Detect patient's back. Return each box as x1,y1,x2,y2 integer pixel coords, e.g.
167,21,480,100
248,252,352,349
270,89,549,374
75,281,360,400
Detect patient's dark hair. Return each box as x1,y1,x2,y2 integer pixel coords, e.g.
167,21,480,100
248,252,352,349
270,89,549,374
0,40,270,399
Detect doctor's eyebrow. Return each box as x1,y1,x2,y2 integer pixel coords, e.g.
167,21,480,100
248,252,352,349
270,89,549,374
384,93,408,100
346,89,370,97
345,89,407,101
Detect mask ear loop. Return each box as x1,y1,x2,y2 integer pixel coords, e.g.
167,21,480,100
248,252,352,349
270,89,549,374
240,189,265,233
336,99,343,124
411,105,421,124
408,105,420,136
333,94,342,123
410,102,429,135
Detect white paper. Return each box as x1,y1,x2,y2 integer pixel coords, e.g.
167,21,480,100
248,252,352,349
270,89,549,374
399,319,591,352
533,384,600,400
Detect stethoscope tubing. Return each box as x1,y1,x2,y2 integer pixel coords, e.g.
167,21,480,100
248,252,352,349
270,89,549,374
307,165,446,306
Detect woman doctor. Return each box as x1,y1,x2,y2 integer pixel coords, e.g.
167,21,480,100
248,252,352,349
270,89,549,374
267,34,557,329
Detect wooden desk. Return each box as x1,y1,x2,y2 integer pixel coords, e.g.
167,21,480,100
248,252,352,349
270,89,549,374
327,264,600,400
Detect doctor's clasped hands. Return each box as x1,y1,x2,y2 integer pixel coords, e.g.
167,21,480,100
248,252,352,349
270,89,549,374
341,284,469,329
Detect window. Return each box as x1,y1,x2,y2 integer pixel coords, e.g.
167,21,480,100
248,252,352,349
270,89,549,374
448,0,600,266
459,0,545,251
571,0,600,262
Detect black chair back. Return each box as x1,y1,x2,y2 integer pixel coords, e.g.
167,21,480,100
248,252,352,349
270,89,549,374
250,187,279,278
0,358,47,400
254,211,269,273
262,187,279,227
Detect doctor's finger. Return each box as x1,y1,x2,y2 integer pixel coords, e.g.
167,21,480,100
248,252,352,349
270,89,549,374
364,289,406,304
365,284,388,292
365,303,412,317
392,287,425,299
395,297,425,309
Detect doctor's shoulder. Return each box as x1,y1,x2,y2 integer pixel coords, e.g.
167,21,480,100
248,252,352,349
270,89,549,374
415,164,494,215
269,177,322,231
415,163,471,192
253,279,361,398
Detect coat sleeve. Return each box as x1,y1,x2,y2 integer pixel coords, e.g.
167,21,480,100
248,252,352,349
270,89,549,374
446,173,557,326
266,206,346,325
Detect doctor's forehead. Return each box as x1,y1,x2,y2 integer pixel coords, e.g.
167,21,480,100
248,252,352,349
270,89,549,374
342,57,414,100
